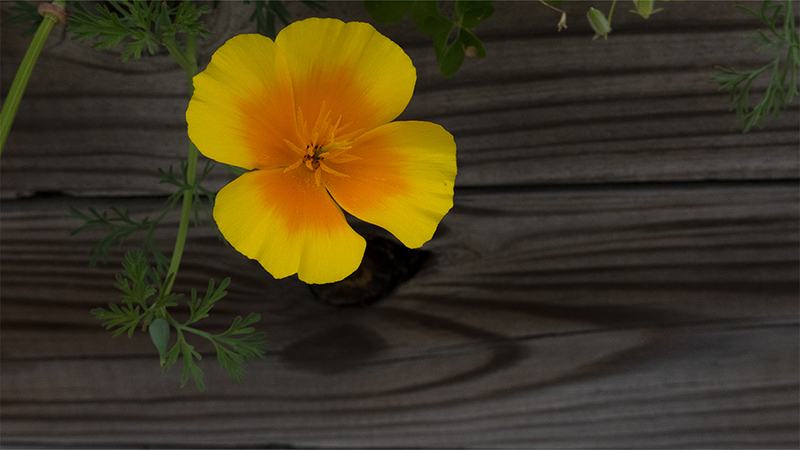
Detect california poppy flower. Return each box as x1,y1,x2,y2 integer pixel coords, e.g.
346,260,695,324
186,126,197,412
187,18,456,284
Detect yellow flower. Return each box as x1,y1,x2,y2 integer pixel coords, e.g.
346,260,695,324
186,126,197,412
186,18,457,284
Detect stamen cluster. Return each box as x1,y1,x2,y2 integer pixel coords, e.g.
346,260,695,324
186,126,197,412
283,103,361,185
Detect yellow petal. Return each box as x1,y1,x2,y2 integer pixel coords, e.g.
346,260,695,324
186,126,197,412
324,121,456,248
187,34,299,170
276,18,416,138
214,169,366,284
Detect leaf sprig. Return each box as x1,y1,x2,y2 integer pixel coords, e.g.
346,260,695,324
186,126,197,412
68,158,212,269
159,159,218,227
365,0,495,78
63,1,265,391
713,0,800,132
163,278,267,390
69,0,211,62
71,159,263,390
68,205,170,269
93,250,267,391
92,249,180,338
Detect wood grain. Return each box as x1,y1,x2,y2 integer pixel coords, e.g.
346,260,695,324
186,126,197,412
1,1,798,447
1,183,797,447
2,324,796,448
1,2,798,197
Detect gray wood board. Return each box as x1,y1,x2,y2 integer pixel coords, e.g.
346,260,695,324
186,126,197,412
1,0,798,448
2,183,798,447
1,2,798,197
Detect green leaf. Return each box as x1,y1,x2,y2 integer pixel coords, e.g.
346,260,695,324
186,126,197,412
93,303,142,338
186,277,231,325
412,1,452,36
211,313,268,381
213,342,247,381
68,0,210,62
455,0,494,29
148,318,170,365
154,2,173,33
714,0,800,132
630,0,663,19
413,1,492,77
223,164,248,177
364,1,414,24
3,1,44,37
181,341,204,391
246,0,293,39
438,28,466,78
121,249,149,285
163,332,205,390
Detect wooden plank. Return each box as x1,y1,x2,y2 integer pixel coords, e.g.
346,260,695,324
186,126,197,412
2,3,797,198
0,2,773,93
1,323,797,448
1,182,796,357
1,1,797,447
1,184,797,446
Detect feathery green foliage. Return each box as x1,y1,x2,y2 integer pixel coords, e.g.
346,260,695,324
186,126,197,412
713,0,800,132
93,250,267,391
2,1,43,37
69,0,211,62
63,0,266,391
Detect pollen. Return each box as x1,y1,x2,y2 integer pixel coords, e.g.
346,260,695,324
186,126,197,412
283,103,361,185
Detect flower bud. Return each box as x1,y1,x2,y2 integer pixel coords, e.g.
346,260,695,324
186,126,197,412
587,7,611,40
148,318,170,366
631,0,663,19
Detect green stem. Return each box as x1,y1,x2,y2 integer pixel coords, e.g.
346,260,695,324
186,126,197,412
163,142,198,295
163,37,199,296
607,0,618,23
0,1,66,156
165,313,212,340
164,36,197,87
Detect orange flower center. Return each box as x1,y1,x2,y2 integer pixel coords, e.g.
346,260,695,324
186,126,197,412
283,103,361,185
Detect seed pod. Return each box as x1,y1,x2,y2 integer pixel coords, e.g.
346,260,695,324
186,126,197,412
149,318,170,366
587,7,612,40
631,0,664,19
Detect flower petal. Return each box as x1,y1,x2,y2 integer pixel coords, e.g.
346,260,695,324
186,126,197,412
324,121,456,248
187,34,299,170
276,18,416,137
214,169,366,284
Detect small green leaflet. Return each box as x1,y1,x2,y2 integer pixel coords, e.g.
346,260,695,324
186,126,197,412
364,0,494,78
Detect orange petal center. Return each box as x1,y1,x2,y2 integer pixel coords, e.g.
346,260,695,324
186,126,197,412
283,102,362,185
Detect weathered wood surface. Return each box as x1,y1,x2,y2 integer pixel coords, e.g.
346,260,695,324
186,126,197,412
1,1,798,448
2,2,799,197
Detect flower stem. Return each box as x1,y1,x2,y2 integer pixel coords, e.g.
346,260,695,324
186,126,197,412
163,142,198,295
607,0,618,23
0,0,66,156
163,37,199,296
